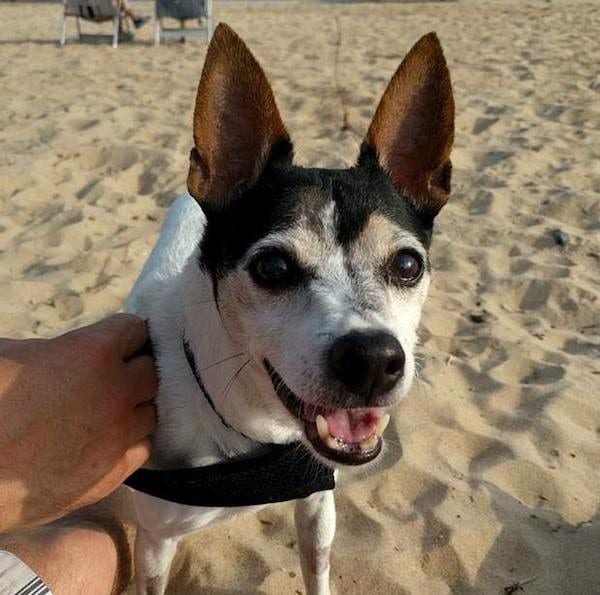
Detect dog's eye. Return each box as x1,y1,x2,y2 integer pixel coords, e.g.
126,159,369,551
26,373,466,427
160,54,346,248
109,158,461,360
249,250,298,289
391,250,423,285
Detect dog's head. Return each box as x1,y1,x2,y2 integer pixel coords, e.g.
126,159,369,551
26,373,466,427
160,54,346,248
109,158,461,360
187,24,454,466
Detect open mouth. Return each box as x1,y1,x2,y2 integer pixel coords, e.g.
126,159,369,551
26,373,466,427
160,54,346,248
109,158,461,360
264,360,389,466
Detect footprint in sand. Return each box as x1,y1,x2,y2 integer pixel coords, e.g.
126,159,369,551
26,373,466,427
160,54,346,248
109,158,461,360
519,279,551,311
103,145,139,172
510,258,535,275
512,64,534,81
333,557,409,595
562,338,600,357
478,150,514,169
22,261,60,279
69,118,100,132
469,189,494,215
336,495,383,552
50,289,84,322
472,116,499,135
536,103,566,121
154,132,179,150
76,178,102,201
138,171,158,196
469,440,515,480
520,363,566,385
79,144,138,172
228,544,270,588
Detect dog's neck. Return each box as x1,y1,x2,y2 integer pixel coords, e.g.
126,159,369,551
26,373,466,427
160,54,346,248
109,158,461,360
147,250,263,469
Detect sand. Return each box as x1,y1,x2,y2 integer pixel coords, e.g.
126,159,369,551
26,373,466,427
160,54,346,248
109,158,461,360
1,1,599,593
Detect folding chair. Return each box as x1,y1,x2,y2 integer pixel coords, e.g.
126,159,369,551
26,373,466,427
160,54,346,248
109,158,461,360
154,0,213,46
60,0,131,48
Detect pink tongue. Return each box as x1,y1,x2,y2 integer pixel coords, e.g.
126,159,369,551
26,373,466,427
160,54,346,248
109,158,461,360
325,409,381,443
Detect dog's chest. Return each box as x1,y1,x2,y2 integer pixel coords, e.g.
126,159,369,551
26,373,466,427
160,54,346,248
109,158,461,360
133,488,266,538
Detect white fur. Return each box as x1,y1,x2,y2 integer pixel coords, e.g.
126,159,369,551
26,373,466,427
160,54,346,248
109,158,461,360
125,191,429,594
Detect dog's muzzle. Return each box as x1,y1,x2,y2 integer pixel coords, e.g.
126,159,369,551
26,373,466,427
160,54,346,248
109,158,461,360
264,360,390,466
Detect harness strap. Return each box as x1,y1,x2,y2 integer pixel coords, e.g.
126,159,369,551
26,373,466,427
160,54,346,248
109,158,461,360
124,443,335,507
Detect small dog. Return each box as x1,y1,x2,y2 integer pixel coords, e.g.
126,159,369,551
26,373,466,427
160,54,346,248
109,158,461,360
126,23,454,595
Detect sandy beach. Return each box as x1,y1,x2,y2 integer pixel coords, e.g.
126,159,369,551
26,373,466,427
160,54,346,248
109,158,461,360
1,1,599,593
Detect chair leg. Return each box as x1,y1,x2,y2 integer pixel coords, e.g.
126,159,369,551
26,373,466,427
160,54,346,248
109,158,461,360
75,16,81,37
112,13,119,48
207,14,213,41
154,20,161,46
59,14,67,46
123,13,131,35
206,0,213,41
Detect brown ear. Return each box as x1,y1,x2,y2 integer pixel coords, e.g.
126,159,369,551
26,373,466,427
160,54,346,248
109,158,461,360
187,23,292,206
364,32,454,217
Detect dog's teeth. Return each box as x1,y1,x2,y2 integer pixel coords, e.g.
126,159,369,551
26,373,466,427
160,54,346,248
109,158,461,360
325,436,341,451
316,415,329,440
359,434,379,452
375,414,390,437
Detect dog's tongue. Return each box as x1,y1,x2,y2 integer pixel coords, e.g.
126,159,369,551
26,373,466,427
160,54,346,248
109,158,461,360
325,408,382,443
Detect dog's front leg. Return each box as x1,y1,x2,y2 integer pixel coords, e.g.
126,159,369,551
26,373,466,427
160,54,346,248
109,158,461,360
295,490,336,595
134,526,179,595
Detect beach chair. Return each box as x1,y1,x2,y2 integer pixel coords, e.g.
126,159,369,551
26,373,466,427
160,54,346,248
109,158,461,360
60,0,131,49
154,0,213,46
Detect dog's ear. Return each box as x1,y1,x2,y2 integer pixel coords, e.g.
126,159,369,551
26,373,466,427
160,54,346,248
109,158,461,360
362,32,454,218
187,23,292,206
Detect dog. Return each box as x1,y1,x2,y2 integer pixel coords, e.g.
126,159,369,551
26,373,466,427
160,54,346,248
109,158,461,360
125,22,454,595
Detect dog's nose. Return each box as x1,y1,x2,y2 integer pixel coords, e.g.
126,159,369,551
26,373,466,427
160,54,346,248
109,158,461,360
328,330,405,403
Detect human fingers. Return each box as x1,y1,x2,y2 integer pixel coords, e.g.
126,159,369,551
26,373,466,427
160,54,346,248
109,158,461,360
120,439,152,479
92,313,149,361
124,354,158,405
129,402,157,444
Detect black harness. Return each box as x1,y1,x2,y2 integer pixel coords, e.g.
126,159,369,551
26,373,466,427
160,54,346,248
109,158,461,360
124,338,335,507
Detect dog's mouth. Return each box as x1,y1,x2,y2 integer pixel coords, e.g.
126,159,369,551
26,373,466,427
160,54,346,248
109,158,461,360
264,360,389,466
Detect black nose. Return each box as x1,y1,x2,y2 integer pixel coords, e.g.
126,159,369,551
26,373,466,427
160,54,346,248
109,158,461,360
328,330,405,404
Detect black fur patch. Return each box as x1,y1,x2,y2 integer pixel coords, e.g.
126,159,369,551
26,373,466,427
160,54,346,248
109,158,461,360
199,145,433,279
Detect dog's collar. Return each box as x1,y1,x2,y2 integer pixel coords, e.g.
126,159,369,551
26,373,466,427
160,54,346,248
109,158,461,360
124,334,335,506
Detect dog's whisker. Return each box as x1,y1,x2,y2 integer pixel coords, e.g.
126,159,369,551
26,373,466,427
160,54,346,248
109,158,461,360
184,297,222,307
414,355,425,377
223,361,250,396
220,359,252,403
199,352,247,373
382,437,403,452
245,331,279,341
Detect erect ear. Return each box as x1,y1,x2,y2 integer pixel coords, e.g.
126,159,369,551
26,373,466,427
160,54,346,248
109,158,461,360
187,23,293,207
362,32,454,218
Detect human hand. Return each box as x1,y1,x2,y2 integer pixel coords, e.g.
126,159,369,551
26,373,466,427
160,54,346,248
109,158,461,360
0,314,157,533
